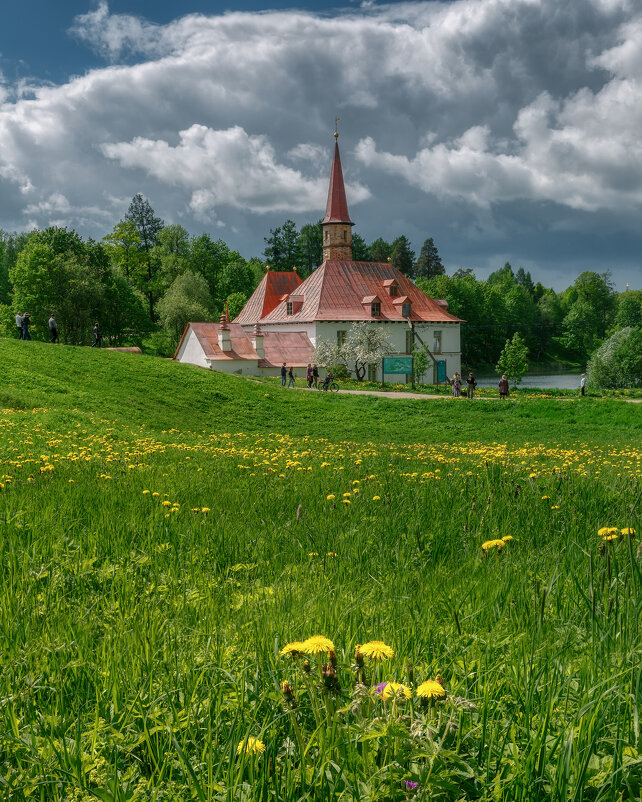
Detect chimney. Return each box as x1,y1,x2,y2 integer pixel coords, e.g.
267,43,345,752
251,323,264,358
218,313,231,352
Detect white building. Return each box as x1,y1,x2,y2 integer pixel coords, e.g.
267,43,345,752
176,134,462,382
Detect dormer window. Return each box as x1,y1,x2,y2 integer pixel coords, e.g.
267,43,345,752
371,302,381,316
383,279,398,297
401,302,411,318
286,302,293,315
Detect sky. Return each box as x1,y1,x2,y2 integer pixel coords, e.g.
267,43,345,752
1,0,641,291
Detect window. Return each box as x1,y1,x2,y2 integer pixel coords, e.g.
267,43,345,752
405,330,413,354
337,330,347,347
433,330,442,354
324,231,329,242
371,302,381,316
389,284,398,297
286,302,293,316
401,302,411,318
368,363,377,381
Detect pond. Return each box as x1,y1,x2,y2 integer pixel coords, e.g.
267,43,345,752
474,372,582,390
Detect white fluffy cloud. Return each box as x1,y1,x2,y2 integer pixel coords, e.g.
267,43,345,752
0,0,641,285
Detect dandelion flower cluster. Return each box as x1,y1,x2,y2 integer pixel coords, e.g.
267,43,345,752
416,680,446,700
237,737,266,756
358,641,394,660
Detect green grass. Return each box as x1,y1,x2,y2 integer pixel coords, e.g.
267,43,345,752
0,339,640,800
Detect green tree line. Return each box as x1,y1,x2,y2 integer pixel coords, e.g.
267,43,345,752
1,199,640,367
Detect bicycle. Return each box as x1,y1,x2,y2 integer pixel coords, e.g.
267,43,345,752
317,381,339,392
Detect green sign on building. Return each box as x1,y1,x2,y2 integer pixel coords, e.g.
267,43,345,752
383,356,413,374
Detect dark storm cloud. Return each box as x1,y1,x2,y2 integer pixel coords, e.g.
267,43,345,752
0,0,640,288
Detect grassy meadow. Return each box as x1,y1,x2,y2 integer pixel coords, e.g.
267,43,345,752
0,339,640,801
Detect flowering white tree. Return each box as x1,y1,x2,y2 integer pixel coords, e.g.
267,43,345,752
315,322,394,381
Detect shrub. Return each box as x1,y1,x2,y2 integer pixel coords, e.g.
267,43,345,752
587,327,642,389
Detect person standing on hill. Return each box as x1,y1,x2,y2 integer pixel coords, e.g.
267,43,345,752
498,374,509,398
21,313,31,340
306,363,313,388
288,366,295,388
91,322,102,348
312,364,319,388
15,312,23,339
451,372,462,397
280,362,287,387
580,374,586,397
48,315,59,343
466,372,477,398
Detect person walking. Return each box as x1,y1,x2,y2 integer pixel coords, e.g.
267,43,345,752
91,322,102,348
498,374,509,398
21,313,31,340
580,374,586,397
451,372,462,397
287,366,295,388
306,363,313,388
48,315,59,343
466,372,477,398
312,364,319,389
280,362,287,387
15,312,24,339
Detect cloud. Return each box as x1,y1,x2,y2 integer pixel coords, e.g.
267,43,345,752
0,0,640,287
101,124,370,219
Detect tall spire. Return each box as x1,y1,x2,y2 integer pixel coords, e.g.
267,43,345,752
321,124,354,261
322,128,354,226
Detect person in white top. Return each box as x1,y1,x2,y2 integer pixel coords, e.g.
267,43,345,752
580,374,586,396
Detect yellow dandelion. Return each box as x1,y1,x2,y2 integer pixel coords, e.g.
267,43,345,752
621,527,636,536
343,492,352,497
201,507,210,513
416,680,446,700
162,500,172,507
342,499,351,505
142,490,150,495
541,495,550,500
152,492,160,497
359,640,394,660
551,505,559,510
501,535,514,542
481,539,505,551
237,737,266,756
302,635,335,654
280,641,307,657
326,494,335,500
381,681,411,700
372,495,381,501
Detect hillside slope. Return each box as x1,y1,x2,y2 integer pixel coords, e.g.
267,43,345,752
0,338,637,444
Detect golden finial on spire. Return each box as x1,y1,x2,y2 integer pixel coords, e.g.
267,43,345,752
334,118,339,140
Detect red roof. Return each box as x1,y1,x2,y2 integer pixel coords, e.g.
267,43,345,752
322,141,354,226
175,322,314,367
233,271,302,325
259,261,463,324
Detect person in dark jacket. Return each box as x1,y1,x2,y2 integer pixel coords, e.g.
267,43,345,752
48,315,59,343
306,363,313,388
22,313,31,340
312,364,319,388
287,366,295,387
280,362,287,386
466,372,477,398
91,322,102,347
498,374,509,398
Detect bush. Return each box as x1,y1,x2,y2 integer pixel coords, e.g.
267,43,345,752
587,327,642,389
142,331,176,358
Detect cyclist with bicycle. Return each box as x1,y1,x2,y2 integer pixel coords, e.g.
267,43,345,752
322,370,334,391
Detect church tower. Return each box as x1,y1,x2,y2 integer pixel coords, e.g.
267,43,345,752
321,129,354,261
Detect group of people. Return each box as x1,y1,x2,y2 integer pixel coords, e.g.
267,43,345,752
449,371,479,398
14,313,102,346
280,363,334,390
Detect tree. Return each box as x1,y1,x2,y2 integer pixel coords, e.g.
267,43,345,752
562,299,600,359
496,332,529,389
515,267,534,295
368,238,392,263
226,291,248,321
125,194,164,320
156,271,213,345
102,220,143,280
587,327,642,388
351,232,370,261
414,237,445,280
614,292,642,330
315,322,393,382
263,220,299,271
154,224,191,293
390,235,415,277
101,271,151,345
297,222,322,274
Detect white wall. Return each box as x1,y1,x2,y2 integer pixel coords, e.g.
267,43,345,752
175,329,209,368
